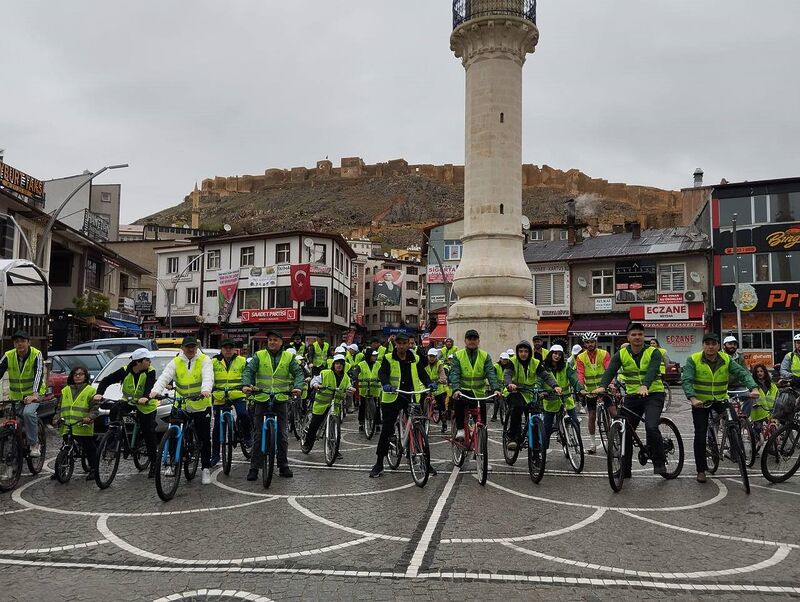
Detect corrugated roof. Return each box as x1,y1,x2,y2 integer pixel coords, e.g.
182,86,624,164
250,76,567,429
524,227,709,263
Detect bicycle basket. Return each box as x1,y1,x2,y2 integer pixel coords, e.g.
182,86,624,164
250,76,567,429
772,389,799,421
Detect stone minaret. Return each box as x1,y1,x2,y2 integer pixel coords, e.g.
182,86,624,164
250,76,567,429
191,182,200,229
448,1,540,355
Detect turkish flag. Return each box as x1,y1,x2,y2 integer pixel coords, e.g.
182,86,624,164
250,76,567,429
290,263,313,302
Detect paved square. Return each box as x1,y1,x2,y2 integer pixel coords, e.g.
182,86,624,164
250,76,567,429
2,392,799,601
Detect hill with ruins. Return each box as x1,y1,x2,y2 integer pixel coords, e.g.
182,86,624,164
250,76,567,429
137,157,685,248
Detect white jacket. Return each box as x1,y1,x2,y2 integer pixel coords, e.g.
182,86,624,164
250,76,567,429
152,351,214,396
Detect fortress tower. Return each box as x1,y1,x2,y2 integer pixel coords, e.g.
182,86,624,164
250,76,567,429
447,0,540,355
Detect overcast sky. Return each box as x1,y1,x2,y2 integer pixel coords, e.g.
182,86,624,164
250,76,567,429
2,1,798,223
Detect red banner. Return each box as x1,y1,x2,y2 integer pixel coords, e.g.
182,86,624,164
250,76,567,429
290,263,313,302
240,308,298,323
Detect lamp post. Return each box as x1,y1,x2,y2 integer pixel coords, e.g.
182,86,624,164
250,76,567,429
0,212,33,260
36,164,129,267
162,251,209,337
421,229,452,333
731,214,743,344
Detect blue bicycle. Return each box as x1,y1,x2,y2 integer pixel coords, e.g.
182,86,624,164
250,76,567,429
242,387,288,489
501,386,545,479
216,389,252,476
154,394,203,502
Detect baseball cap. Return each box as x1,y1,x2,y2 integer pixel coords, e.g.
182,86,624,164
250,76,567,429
506,348,515,356
702,333,720,343
723,336,738,344
221,338,235,347
394,332,410,342
348,343,359,351
428,348,439,357
265,329,283,339
370,350,379,356
335,345,346,353
499,352,509,360
571,344,583,355
332,354,346,362
11,330,29,340
131,348,154,361
464,329,480,339
285,347,297,356
550,344,564,353
181,335,199,346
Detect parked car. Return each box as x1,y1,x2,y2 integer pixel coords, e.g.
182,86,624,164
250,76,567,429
46,349,115,399
71,337,159,355
664,361,681,386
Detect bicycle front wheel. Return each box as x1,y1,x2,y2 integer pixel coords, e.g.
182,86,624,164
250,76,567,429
727,423,750,494
739,417,756,468
450,419,466,468
527,418,545,484
476,424,489,486
132,435,150,472
183,427,200,481
221,416,234,476
324,413,341,467
262,420,275,489
597,405,609,453
502,410,520,466
95,430,122,489
26,420,46,475
155,429,181,502
607,421,625,493
658,417,684,479
364,397,376,440
239,413,253,460
387,420,403,470
498,397,506,426
761,422,800,483
564,419,584,473
663,385,673,412
706,424,720,474
408,423,430,488
55,446,75,484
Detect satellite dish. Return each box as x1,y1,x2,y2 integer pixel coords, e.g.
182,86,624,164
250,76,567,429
521,216,531,230
303,238,315,249
384,253,389,258
577,276,588,288
690,271,702,283
182,224,190,229
223,223,232,232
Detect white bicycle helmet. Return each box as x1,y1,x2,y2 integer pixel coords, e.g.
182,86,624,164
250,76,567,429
582,332,598,342
794,333,800,341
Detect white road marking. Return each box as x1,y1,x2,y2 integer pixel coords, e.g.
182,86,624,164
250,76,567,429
405,465,460,578
726,479,800,496
0,539,109,554
443,508,606,544
152,589,272,602
288,496,409,542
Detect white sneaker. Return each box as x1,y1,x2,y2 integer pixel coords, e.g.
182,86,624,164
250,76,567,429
455,429,465,441
29,444,41,458
201,468,211,485
163,465,175,477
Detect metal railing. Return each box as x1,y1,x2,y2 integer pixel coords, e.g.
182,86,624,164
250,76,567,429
453,0,537,29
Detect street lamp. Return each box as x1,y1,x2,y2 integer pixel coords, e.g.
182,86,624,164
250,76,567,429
162,251,209,337
0,212,33,260
36,163,129,267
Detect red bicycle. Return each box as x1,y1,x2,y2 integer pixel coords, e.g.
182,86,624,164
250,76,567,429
449,393,496,485
0,400,47,492
386,389,432,488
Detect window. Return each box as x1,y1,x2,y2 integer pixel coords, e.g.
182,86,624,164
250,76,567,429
100,192,111,203
559,230,569,240
364,298,370,308
534,272,566,306
406,266,418,276
206,289,217,298
364,281,370,289
335,248,343,272
237,289,261,315
50,253,72,286
591,269,613,296
268,286,291,308
333,290,348,318
85,257,103,289
240,246,256,267
405,314,418,325
754,195,768,223
187,254,202,272
207,250,221,270
658,264,686,292
770,191,800,224
186,287,199,305
772,252,800,282
720,254,754,284
380,310,401,323
313,243,327,264
529,230,545,241
443,240,462,260
755,254,770,282
309,286,327,308
166,256,179,274
275,243,290,264
741,331,772,350
165,289,176,305
406,280,418,291
406,298,418,307
717,196,751,227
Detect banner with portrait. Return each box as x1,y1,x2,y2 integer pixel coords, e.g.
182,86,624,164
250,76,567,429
373,268,403,306
217,269,240,323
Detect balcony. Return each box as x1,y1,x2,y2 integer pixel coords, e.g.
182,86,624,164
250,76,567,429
452,0,537,29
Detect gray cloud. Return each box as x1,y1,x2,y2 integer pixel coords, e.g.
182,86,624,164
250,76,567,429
1,0,797,223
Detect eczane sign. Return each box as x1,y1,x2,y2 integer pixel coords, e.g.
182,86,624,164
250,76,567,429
643,303,689,321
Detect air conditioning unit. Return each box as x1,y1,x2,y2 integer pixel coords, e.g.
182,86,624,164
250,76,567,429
683,289,704,302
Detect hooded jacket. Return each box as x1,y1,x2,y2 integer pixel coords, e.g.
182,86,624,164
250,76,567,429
503,340,558,389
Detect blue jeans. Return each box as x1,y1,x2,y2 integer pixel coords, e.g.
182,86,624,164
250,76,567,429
22,402,40,446
543,408,579,451
212,401,251,457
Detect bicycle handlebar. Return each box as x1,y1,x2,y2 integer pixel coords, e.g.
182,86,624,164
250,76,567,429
458,393,498,401
395,389,431,395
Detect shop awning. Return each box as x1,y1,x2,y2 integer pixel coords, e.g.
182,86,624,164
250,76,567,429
536,319,571,336
94,318,122,334
429,323,448,341
107,318,142,334
568,317,630,336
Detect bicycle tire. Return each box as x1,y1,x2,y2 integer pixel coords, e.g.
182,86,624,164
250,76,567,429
739,417,757,468
502,410,520,466
183,426,200,481
663,385,672,412
597,404,609,453
706,423,720,474
450,418,466,468
324,413,341,467
0,428,22,492
607,421,625,492
364,397,376,440
262,420,275,489
429,399,441,425
760,422,800,484
238,413,253,460
409,423,430,488
55,446,75,484
657,417,684,479
155,429,181,502
527,418,545,484
288,400,297,437
564,419,585,473
498,397,506,427
476,425,489,486
26,420,46,475
132,432,150,472
95,430,122,490
81,446,92,474
728,423,750,494
222,415,234,476
387,420,403,470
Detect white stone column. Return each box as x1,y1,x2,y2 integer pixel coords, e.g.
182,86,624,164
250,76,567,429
449,10,540,357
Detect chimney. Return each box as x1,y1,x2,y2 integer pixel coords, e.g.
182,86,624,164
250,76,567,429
693,168,704,188
565,198,577,246
631,221,641,240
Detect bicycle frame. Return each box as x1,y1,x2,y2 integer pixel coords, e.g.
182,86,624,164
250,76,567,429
454,393,495,452
260,400,278,456
395,389,430,451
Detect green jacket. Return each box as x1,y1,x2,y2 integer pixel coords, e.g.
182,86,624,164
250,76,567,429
681,351,756,399
241,349,305,396
449,347,501,393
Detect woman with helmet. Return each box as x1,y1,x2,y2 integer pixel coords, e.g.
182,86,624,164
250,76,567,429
540,345,584,451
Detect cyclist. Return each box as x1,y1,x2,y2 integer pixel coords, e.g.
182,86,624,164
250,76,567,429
56,366,100,481
449,329,502,442
370,332,434,478
150,336,214,484
354,350,382,432
532,336,549,363
288,334,306,358
308,334,330,376
301,354,354,454
539,345,583,450
241,330,304,481
681,333,759,483
593,322,667,476
94,348,158,477
779,333,800,382
750,363,777,444
491,352,512,421
0,330,46,458
345,344,360,368
442,337,459,359
423,348,448,432
377,334,396,362
567,344,583,369
210,339,251,467
504,340,560,451
575,332,613,454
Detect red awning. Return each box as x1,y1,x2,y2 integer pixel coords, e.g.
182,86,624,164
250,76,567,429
94,318,122,334
429,323,448,341
536,319,571,336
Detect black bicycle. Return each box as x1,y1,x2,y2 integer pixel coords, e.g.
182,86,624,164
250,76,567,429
155,394,204,501
54,419,93,484
704,392,755,494
95,397,151,489
760,383,800,483
360,378,381,440
0,400,46,493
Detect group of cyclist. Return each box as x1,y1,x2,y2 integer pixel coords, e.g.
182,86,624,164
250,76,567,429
3,324,800,489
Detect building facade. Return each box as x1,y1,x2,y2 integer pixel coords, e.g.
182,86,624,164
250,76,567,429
363,256,423,340
44,173,121,242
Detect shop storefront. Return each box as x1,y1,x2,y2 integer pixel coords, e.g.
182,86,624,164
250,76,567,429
629,299,707,364
568,316,629,353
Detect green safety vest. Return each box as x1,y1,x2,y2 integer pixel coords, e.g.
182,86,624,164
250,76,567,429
292,343,306,357
509,356,541,403
5,347,46,400
357,360,382,397
313,369,350,415
494,362,510,396
751,382,778,423
443,345,459,359
454,348,488,397
786,352,800,377
312,341,330,368
424,360,445,395
577,349,608,389
377,342,394,362
381,353,424,404
354,352,364,365
212,355,246,404
173,354,211,411
59,384,96,437
122,366,157,414
541,365,575,412
689,351,730,402
254,349,294,402
619,347,665,393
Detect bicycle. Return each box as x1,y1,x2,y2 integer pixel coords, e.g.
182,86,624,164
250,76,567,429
54,419,92,484
154,394,204,501
242,387,291,488
0,400,47,493
95,397,151,489
493,394,507,426
386,389,432,488
215,389,252,476
662,377,673,412
723,392,757,468
500,386,547,481
359,378,381,440
606,393,684,493
581,391,615,454
314,385,349,467
760,384,800,483
449,392,495,486
704,391,756,493
548,392,584,473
